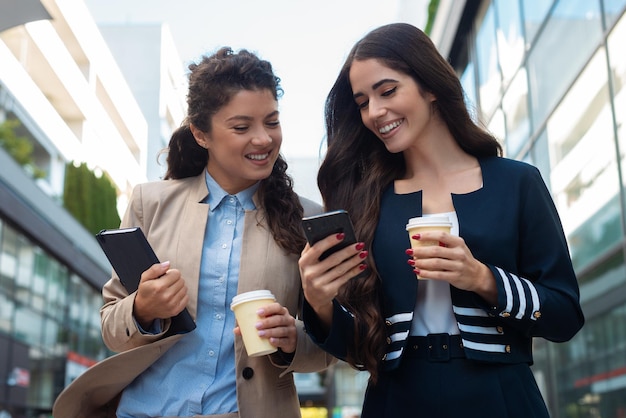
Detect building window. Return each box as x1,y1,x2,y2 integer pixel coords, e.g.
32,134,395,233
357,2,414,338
502,68,530,156
603,0,626,29
527,0,603,128
494,0,525,85
608,13,626,205
547,47,620,271
476,3,502,120
521,0,554,45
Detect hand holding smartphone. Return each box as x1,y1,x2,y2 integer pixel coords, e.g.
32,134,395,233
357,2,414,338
301,210,358,260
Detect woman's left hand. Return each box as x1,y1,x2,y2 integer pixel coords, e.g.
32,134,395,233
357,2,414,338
408,231,497,305
234,302,297,354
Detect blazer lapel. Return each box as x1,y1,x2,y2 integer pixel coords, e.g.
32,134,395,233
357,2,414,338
176,173,210,319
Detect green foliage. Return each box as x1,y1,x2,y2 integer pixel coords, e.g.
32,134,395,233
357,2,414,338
63,162,121,235
424,0,441,36
0,118,46,178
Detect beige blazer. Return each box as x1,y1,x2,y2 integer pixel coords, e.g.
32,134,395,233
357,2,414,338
53,173,335,418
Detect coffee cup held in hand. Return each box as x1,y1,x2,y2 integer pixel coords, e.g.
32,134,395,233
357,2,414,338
406,215,452,279
231,290,278,357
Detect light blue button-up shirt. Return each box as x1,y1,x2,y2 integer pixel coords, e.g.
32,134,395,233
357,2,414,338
117,172,258,417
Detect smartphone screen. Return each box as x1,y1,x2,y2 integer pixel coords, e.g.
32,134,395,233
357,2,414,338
302,210,357,260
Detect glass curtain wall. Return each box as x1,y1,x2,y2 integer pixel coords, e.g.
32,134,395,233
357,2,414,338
459,0,626,416
0,218,105,414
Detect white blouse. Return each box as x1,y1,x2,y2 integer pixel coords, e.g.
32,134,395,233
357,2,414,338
410,211,461,336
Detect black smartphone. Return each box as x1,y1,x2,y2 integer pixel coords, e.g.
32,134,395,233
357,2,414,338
302,210,358,260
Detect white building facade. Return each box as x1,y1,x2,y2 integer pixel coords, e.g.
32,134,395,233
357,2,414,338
0,0,178,414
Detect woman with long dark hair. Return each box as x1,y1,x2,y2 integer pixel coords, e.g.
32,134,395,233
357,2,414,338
299,23,583,417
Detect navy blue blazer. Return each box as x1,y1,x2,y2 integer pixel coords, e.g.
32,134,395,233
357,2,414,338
304,157,584,371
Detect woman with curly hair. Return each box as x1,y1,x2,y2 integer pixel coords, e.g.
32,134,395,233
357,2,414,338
54,47,335,418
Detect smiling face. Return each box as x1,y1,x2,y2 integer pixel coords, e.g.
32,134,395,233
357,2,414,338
349,58,436,153
191,89,282,194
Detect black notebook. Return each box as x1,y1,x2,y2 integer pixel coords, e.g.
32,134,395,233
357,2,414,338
96,227,196,335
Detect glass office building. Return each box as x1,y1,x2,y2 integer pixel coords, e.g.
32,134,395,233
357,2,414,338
0,147,110,416
441,0,626,416
0,220,106,412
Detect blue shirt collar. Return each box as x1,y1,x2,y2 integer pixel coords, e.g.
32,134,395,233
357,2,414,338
204,170,258,212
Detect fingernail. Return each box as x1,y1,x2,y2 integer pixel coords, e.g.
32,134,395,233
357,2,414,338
413,268,420,275
359,264,367,271
258,330,266,336
407,259,415,266
412,234,420,240
256,309,265,316
336,232,345,240
355,242,365,251
439,242,446,247
405,249,414,255
359,251,368,259
255,321,263,329
161,261,171,268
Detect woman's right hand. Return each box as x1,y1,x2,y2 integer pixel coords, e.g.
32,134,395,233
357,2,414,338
299,233,367,327
133,261,189,329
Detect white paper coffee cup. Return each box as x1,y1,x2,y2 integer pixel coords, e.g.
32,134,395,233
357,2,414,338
406,216,452,279
231,290,278,357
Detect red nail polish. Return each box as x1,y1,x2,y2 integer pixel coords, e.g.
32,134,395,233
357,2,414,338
355,242,365,251
405,249,414,255
407,259,415,266
336,232,345,240
359,251,368,259
359,264,367,271
412,234,420,240
413,268,420,275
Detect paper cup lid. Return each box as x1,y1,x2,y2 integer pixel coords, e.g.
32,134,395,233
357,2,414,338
406,216,452,230
230,290,276,309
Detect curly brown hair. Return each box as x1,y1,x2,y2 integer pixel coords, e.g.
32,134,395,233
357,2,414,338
163,47,305,254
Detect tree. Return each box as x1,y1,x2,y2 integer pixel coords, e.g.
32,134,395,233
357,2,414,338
0,118,46,178
63,162,121,235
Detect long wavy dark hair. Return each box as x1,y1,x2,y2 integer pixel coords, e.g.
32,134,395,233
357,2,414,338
319,23,502,382
164,47,305,254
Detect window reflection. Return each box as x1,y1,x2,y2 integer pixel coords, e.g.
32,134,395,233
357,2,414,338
527,0,602,127
609,13,626,198
603,0,626,29
47,261,69,322
476,3,502,119
15,305,44,346
502,69,530,157
487,107,506,148
547,48,620,271
0,292,14,333
0,227,18,279
494,0,525,84
0,217,109,412
32,250,48,311
521,0,554,45
560,301,626,415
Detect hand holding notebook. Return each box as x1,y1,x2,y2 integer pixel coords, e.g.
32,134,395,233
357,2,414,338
96,227,196,334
